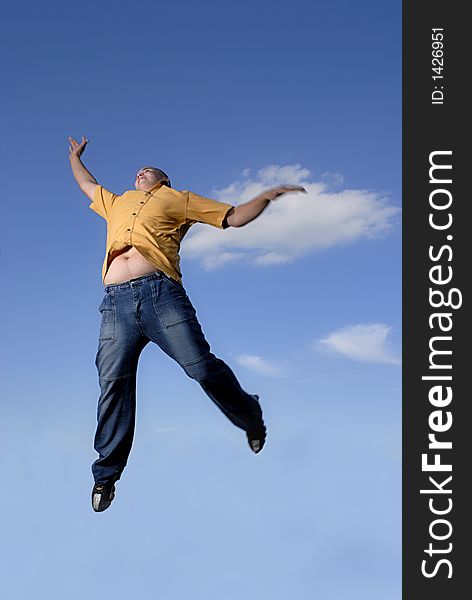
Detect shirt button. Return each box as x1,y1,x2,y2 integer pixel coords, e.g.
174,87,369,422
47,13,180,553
132,213,136,215
127,228,131,231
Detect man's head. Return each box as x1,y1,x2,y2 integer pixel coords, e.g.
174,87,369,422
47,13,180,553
135,166,171,191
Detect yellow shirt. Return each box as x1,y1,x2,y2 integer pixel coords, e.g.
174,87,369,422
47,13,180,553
89,181,234,284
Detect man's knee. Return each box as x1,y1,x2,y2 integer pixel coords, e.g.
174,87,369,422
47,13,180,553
183,352,220,383
95,346,137,381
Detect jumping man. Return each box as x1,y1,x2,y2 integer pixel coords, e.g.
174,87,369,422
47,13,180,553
68,135,306,512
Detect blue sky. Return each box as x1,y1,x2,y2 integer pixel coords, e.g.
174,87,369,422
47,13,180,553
0,1,401,598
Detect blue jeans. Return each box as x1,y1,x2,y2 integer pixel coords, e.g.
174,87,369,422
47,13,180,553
92,271,264,484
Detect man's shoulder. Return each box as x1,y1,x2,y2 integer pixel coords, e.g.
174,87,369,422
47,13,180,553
164,187,186,198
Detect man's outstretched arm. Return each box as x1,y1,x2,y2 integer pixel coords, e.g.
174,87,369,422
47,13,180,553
224,185,307,228
68,136,98,201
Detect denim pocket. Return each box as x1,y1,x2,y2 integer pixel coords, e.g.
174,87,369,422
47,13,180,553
98,293,116,340
162,274,183,290
152,277,197,328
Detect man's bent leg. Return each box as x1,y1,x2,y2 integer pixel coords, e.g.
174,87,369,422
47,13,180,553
185,352,265,432
141,275,265,434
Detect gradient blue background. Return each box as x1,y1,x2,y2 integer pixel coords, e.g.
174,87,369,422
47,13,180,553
0,1,401,598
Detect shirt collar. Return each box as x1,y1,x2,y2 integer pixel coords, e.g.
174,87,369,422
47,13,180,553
148,181,164,193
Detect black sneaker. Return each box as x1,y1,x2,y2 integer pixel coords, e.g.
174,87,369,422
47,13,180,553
247,425,267,453
91,483,115,512
247,395,267,453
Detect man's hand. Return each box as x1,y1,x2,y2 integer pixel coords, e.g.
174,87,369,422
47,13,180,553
262,185,307,201
68,135,98,201
68,136,88,160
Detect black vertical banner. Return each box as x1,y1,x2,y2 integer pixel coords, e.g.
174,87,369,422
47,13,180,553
404,2,470,599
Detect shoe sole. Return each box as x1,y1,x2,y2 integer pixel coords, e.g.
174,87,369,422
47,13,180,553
248,395,266,453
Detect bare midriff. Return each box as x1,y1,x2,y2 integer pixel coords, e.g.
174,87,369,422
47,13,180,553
103,246,159,285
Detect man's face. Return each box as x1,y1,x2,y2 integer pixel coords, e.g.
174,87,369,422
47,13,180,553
135,167,163,191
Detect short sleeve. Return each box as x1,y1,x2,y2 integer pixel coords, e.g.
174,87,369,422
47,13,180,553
89,185,119,220
185,191,234,229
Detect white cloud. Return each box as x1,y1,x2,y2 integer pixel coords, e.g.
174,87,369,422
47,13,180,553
181,164,400,270
236,354,282,377
320,171,345,187
200,252,246,270
253,252,293,265
316,323,400,365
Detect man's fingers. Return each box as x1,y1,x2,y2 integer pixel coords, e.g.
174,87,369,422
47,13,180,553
273,185,306,192
67,136,88,151
284,185,305,192
268,185,307,201
274,187,305,193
